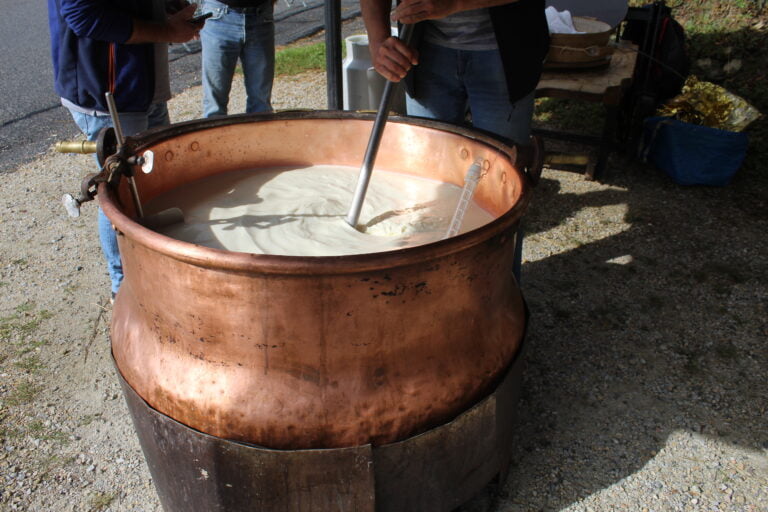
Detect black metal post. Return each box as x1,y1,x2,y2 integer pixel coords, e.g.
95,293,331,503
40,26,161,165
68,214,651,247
324,0,343,110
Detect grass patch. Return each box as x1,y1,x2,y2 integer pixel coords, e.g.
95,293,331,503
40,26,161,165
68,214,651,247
15,339,49,357
0,303,53,342
0,427,22,439
276,42,332,76
276,43,327,75
88,491,117,511
6,380,42,406
28,420,46,433
37,454,74,478
36,429,70,444
15,302,35,314
26,419,69,443
14,355,45,373
78,413,102,427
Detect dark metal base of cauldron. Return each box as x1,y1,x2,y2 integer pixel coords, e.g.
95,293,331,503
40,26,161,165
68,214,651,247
116,340,525,512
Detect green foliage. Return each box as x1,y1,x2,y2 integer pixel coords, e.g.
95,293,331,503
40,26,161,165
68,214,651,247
15,339,49,357
0,413,21,440
14,355,45,373
274,40,350,76
674,2,768,189
1,303,53,342
15,302,34,314
276,43,328,76
6,380,42,406
27,421,70,444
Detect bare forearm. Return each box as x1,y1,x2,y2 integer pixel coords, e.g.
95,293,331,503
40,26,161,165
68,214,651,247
361,0,419,82
361,0,394,46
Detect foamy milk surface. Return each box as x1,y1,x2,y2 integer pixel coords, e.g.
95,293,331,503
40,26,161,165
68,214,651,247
146,165,494,256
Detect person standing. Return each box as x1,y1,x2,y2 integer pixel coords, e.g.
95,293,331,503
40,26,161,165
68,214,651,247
361,0,548,145
48,0,202,301
360,0,549,282
199,0,276,117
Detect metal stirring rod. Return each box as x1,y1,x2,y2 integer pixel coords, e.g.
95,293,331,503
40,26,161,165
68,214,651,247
105,91,145,219
345,24,415,228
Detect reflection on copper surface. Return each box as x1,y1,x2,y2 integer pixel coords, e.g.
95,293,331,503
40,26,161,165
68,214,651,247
105,112,530,449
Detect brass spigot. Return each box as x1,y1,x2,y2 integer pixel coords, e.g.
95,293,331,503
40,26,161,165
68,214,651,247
55,140,98,155
54,126,117,166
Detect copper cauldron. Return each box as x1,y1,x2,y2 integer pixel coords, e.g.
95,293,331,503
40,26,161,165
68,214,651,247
103,111,531,450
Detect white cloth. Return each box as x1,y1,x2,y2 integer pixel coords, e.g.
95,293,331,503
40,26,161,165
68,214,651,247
545,6,584,34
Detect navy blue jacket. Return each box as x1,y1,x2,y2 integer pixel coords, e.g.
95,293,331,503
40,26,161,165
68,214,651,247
48,0,157,113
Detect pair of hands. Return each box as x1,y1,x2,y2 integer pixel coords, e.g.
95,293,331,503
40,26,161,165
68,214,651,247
128,3,204,44
164,3,205,43
370,0,462,82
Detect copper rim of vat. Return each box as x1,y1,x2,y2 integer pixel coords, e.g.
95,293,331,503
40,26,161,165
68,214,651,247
102,110,533,450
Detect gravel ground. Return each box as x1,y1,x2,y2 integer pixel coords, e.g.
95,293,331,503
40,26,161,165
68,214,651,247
1,22,767,512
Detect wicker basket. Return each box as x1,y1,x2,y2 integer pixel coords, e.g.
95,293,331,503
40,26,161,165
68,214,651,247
545,17,615,69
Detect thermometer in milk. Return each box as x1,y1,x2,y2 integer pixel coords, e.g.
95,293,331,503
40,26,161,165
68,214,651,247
444,158,484,239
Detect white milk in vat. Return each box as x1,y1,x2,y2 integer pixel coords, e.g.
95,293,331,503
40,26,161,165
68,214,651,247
145,165,494,256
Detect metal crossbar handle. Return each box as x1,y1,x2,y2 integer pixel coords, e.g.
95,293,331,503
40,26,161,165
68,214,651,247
345,24,415,228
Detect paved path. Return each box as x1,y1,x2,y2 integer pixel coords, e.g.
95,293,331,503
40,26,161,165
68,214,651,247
0,0,361,173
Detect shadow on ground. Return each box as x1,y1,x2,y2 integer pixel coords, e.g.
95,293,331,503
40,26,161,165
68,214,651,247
457,152,767,510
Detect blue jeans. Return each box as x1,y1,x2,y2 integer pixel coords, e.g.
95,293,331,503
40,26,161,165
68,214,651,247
406,42,531,284
406,41,535,146
68,103,170,295
200,0,275,117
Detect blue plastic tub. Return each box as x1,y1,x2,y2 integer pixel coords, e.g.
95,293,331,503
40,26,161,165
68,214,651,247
642,116,749,186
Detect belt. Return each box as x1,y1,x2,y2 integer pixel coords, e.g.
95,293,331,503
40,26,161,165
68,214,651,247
225,2,268,13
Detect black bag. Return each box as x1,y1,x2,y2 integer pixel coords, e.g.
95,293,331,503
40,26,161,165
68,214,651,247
619,1,690,152
623,2,689,104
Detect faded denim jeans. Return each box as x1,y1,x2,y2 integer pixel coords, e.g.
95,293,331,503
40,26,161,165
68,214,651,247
67,103,170,295
405,41,535,146
200,0,275,117
405,42,534,284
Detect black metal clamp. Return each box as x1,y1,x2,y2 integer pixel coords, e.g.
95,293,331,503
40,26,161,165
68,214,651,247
58,92,148,219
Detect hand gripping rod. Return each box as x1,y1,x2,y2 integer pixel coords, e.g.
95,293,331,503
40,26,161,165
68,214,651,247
345,23,415,228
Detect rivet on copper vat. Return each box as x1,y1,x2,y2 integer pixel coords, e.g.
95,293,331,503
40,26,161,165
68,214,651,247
101,111,533,511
